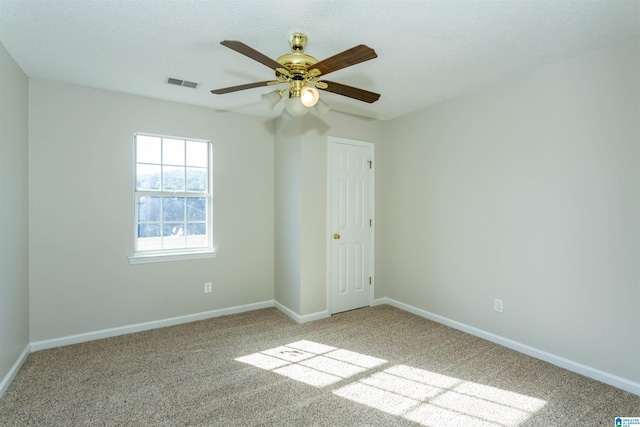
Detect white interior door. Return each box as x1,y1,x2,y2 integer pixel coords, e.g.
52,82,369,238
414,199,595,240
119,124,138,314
329,138,374,314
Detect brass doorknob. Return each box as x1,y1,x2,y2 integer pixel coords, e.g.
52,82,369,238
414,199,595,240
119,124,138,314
333,233,341,240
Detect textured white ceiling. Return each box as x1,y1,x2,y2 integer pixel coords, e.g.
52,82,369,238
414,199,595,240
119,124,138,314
1,0,639,120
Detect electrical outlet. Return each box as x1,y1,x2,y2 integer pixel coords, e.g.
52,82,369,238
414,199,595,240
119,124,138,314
204,282,212,293
494,298,504,313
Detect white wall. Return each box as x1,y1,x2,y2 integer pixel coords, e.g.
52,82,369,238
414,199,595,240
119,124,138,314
384,37,640,384
0,42,30,393
299,112,386,315
274,118,302,314
28,80,275,342
274,111,386,318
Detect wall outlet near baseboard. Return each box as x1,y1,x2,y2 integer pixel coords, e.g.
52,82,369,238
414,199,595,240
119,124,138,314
494,298,504,313
204,282,212,293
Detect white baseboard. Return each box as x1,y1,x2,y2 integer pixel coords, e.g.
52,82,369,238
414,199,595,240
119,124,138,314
380,297,640,396
0,344,30,399
11,298,640,398
372,297,388,307
30,300,275,352
299,310,330,323
274,301,330,324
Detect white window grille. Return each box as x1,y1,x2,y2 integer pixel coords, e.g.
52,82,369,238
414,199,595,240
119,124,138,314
130,133,214,263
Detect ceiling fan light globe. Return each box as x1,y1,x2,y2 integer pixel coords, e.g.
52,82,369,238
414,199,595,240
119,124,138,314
313,98,330,116
285,97,308,117
300,86,320,107
261,90,283,110
281,109,294,120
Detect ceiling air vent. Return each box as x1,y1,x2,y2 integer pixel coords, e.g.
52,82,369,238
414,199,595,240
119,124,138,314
167,77,199,89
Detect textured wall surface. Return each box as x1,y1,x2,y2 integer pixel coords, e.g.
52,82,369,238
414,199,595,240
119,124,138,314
384,37,640,384
28,80,275,342
0,41,29,391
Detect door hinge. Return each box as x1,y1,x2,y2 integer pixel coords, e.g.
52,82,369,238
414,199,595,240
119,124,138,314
369,277,372,285
368,160,373,169
369,218,372,227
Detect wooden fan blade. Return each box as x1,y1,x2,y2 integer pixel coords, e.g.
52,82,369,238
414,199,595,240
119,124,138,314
313,45,377,76
220,40,282,70
320,81,380,103
210,81,272,94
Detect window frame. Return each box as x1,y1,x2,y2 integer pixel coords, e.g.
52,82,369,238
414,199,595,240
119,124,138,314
128,132,216,264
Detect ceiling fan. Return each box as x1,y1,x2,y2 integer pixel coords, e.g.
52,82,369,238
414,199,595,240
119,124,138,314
211,33,380,118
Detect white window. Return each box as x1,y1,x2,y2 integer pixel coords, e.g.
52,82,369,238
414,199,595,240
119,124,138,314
129,133,215,263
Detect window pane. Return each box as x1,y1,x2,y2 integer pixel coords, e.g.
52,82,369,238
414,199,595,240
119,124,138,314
163,223,185,237
186,167,207,192
186,140,208,167
163,197,185,222
163,138,185,166
186,223,207,248
136,164,161,191
187,222,206,235
162,166,185,191
137,135,161,164
187,197,206,221
163,223,186,249
137,224,161,251
138,223,161,238
137,196,161,221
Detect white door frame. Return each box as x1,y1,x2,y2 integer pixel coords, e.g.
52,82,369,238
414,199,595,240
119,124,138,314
326,136,375,314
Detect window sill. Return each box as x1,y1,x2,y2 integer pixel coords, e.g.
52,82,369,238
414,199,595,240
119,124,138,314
128,250,218,265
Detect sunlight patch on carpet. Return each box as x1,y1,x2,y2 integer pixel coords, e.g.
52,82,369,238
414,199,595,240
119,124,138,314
235,340,386,387
335,364,547,427
236,340,546,426
273,363,342,387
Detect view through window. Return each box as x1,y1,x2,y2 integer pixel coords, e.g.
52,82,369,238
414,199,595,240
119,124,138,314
134,133,212,255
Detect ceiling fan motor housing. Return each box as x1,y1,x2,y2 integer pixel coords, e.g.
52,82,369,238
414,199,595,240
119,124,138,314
278,33,317,73
277,34,319,97
288,33,308,52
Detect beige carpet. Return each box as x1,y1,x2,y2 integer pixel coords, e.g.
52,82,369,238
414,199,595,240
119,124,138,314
0,305,638,426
